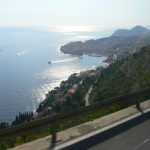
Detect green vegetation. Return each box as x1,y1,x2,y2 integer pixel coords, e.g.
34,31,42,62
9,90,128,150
12,112,34,126
0,122,9,129
36,73,89,115
0,129,50,150
0,100,138,150
90,45,150,102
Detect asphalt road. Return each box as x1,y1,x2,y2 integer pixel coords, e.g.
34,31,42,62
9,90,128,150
61,112,150,150
89,119,150,150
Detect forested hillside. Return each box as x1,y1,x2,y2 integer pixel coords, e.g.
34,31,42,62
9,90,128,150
90,45,150,102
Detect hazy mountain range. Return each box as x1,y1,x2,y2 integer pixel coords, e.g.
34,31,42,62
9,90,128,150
112,26,148,37
60,26,150,60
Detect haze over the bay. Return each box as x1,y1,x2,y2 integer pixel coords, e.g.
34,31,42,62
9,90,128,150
0,0,150,31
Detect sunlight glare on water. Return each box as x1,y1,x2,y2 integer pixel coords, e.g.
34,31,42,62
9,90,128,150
0,27,108,123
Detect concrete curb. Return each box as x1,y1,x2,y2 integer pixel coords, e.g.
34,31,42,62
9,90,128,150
56,108,150,150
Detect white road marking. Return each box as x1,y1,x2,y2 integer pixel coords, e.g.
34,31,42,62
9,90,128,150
56,109,150,150
134,138,149,150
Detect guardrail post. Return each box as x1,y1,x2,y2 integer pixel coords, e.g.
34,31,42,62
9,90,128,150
50,121,59,149
136,97,143,113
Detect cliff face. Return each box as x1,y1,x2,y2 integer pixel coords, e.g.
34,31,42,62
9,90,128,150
60,26,150,59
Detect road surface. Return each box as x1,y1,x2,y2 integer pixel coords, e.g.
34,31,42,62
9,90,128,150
61,113,150,150
89,119,150,150
84,86,92,106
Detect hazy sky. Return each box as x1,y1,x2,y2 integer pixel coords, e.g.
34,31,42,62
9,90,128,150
0,0,150,29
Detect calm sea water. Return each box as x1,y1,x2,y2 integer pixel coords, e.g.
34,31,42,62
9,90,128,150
0,27,107,123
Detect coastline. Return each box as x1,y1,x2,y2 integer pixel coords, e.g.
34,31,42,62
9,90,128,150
36,55,109,118
0,53,108,125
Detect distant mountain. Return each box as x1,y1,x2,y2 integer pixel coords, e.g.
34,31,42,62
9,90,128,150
112,26,149,37
147,26,150,30
60,26,150,61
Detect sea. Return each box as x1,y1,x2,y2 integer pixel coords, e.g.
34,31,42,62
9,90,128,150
0,27,111,123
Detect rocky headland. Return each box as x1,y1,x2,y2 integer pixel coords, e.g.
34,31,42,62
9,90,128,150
60,26,150,63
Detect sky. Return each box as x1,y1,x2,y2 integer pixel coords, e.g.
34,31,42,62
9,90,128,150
0,0,150,30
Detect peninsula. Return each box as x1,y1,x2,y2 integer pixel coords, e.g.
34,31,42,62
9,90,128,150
60,26,150,63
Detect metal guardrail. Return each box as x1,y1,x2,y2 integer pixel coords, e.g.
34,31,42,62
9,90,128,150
0,87,150,143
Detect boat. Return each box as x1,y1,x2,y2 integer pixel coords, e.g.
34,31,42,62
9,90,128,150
48,61,51,64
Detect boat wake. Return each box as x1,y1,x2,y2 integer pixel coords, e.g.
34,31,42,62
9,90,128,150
16,48,32,56
51,56,81,64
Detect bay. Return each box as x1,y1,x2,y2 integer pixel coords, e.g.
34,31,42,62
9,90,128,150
0,27,107,123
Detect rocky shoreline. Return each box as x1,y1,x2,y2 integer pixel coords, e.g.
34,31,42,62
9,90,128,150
36,67,105,118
